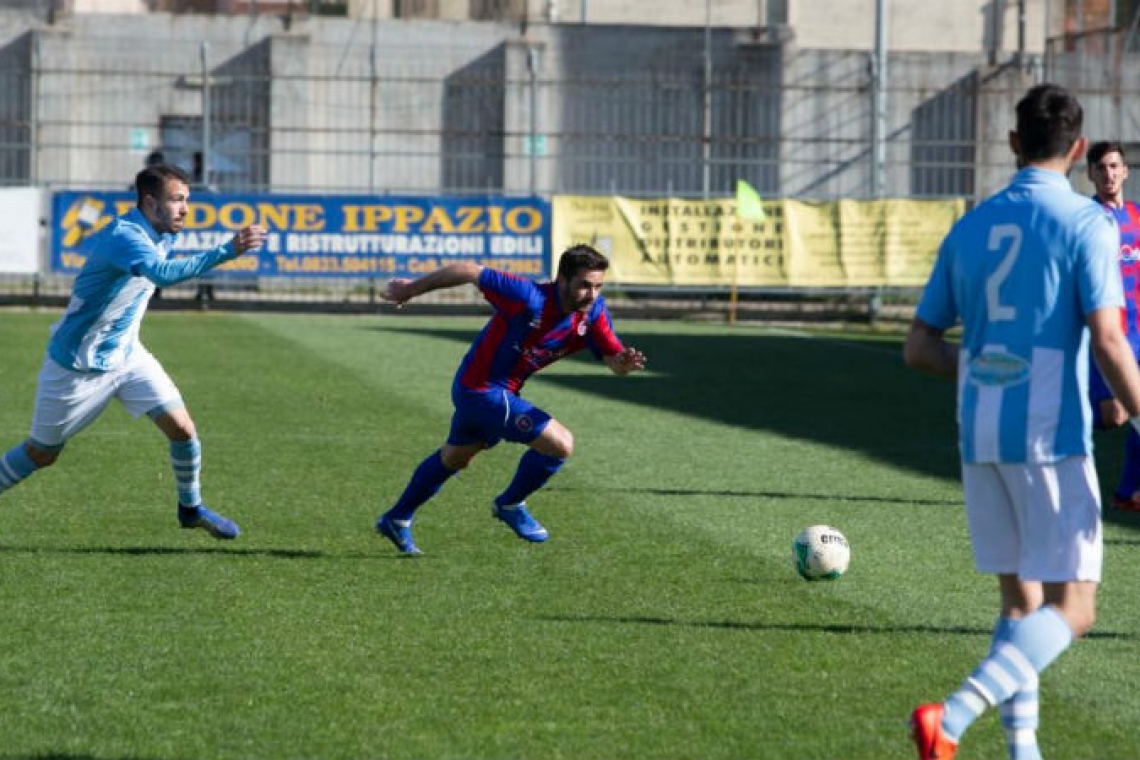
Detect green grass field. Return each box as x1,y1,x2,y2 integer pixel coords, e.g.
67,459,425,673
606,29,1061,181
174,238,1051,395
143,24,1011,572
0,309,1138,759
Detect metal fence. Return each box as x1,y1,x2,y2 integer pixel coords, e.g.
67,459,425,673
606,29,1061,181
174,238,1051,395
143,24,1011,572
0,15,1023,199
2,13,1140,316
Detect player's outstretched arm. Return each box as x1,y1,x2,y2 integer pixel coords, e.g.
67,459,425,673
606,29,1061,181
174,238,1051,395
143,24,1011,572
137,224,267,287
384,262,484,306
604,346,647,376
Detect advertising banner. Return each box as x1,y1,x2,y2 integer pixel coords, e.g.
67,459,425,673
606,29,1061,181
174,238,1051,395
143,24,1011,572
51,192,551,279
551,195,965,287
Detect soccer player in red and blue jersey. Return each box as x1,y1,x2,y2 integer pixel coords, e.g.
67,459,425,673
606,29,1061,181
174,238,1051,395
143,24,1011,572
375,244,647,554
1087,141,1140,511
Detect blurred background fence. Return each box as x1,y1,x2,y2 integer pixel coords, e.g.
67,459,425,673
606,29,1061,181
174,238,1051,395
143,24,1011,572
2,4,1140,319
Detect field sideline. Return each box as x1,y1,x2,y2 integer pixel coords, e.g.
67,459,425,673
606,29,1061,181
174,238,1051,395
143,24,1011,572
0,310,1137,759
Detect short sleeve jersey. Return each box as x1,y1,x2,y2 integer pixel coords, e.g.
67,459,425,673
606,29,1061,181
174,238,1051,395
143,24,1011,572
917,167,1123,464
455,268,625,394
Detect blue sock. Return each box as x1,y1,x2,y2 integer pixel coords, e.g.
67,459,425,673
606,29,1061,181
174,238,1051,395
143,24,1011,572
1116,427,1140,499
170,438,202,507
942,606,1073,742
386,450,457,522
495,450,565,508
0,443,39,496
993,617,1042,760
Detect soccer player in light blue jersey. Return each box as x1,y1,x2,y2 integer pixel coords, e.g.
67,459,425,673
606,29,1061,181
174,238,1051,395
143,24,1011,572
374,245,647,555
0,164,267,539
904,84,1140,760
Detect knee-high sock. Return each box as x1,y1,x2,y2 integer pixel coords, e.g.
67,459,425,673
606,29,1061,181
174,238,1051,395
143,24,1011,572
386,450,458,522
495,450,565,508
992,617,1042,760
942,605,1073,743
170,438,202,507
0,444,39,496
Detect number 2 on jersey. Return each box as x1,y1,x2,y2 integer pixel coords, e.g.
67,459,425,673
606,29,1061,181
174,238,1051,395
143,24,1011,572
986,224,1021,322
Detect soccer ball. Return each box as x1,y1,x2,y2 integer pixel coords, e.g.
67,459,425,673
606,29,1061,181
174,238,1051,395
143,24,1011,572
792,525,850,581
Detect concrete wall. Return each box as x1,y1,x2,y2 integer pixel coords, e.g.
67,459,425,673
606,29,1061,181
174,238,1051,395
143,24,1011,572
788,0,1049,54
0,7,1129,202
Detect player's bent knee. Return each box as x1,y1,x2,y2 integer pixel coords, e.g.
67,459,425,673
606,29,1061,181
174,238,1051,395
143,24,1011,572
1070,608,1096,638
440,447,479,471
541,429,574,459
25,443,60,468
152,407,196,442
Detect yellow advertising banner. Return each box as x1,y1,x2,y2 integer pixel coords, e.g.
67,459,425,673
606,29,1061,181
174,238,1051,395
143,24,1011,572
551,195,965,287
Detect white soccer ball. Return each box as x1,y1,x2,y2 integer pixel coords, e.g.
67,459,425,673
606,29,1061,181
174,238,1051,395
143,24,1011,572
792,525,850,581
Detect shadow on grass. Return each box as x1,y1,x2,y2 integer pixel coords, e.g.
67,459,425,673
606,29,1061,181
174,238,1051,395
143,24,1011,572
539,613,1140,641
552,483,961,507
0,545,326,559
0,755,152,760
370,324,1140,534
367,324,959,481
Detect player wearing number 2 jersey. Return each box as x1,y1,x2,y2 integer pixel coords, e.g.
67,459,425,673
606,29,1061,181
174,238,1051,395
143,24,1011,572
904,84,1140,760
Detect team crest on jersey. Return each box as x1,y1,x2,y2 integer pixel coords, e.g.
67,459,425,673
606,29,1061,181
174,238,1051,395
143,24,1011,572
515,414,534,433
577,320,589,336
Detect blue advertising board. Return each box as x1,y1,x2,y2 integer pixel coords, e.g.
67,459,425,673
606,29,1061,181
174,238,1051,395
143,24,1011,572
51,192,551,279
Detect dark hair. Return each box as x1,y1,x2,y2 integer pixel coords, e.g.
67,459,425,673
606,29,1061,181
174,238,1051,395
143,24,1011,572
1015,83,1083,163
1088,140,1127,166
134,163,190,206
557,244,610,281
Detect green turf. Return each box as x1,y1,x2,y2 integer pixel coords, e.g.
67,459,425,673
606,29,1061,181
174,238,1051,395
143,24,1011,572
0,309,1137,759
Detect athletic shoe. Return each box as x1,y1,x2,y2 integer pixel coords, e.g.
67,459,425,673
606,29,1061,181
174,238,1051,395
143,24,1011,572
376,513,422,555
492,501,549,542
909,703,957,760
178,503,241,540
1111,494,1140,512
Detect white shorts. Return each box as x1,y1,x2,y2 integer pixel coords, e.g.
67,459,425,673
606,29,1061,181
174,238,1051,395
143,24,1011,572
962,457,1102,583
30,347,184,449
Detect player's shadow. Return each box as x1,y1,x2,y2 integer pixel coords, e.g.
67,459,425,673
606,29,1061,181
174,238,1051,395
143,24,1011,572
538,613,1140,641
0,755,148,760
551,484,961,508
0,755,146,760
0,544,327,559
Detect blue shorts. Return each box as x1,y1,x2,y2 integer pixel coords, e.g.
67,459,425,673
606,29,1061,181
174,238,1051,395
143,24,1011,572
447,384,551,449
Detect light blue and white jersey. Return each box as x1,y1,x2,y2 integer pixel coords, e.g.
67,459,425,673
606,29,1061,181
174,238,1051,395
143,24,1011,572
917,167,1123,464
48,207,238,373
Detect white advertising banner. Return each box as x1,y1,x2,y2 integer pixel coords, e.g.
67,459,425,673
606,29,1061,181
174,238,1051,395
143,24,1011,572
0,188,42,274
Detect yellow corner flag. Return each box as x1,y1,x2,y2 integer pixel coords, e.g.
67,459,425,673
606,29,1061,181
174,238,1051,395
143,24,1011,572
735,179,767,221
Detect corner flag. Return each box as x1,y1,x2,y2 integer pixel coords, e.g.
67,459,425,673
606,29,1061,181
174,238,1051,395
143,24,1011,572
735,179,767,221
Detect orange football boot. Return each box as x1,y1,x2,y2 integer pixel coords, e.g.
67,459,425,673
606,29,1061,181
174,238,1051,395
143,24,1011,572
910,703,958,760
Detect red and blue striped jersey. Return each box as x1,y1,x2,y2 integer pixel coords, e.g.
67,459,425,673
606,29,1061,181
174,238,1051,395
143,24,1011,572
456,268,625,394
1095,197,1140,338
